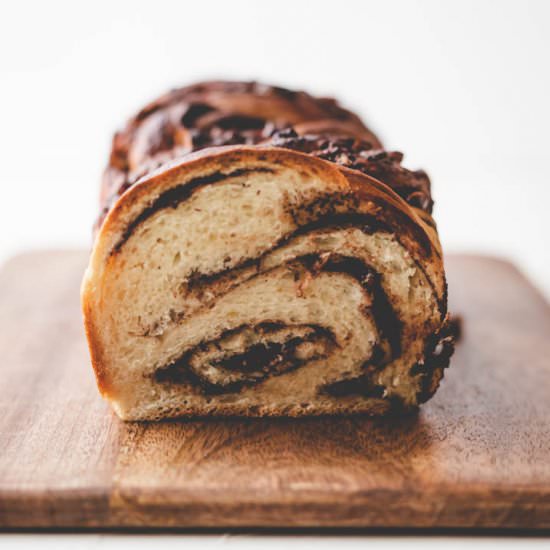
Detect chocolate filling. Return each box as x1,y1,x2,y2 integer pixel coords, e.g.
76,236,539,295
322,373,385,399
112,173,439,303
180,103,216,127
155,322,336,394
111,180,442,316
108,160,439,322
320,315,458,403
289,192,434,259
147,214,442,337
298,254,402,357
413,316,457,403
153,254,402,395
179,213,392,291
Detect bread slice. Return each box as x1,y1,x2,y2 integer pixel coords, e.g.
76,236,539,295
82,144,453,420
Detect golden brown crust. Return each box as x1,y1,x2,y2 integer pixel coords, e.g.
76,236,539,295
81,297,110,395
121,400,397,419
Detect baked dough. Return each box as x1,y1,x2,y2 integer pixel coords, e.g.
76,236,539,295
82,81,454,420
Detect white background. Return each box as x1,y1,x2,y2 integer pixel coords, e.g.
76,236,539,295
0,0,549,547
1,0,549,297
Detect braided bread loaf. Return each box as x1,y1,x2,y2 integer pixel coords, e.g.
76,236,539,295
82,81,454,420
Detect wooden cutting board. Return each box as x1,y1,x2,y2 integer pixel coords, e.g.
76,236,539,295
0,251,549,530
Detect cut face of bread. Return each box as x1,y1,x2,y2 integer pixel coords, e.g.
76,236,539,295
82,146,453,420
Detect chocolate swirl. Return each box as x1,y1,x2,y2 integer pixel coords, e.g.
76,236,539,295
154,254,402,399
156,322,338,394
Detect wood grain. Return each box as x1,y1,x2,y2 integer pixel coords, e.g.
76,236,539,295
0,251,549,529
